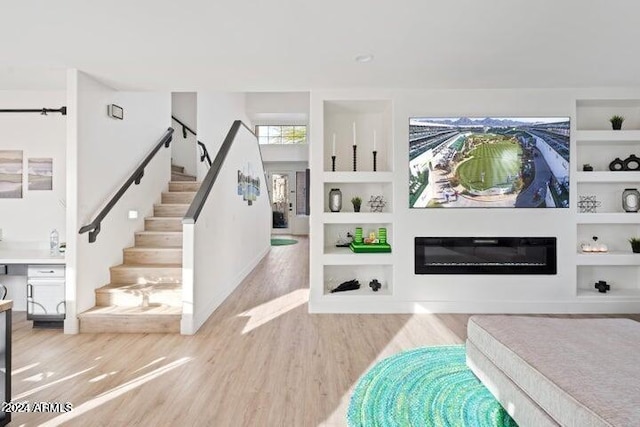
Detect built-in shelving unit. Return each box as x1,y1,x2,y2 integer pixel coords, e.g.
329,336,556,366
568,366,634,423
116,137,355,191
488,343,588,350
575,97,640,300
314,99,395,301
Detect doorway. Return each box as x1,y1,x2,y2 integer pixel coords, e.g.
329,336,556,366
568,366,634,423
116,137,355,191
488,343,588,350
271,173,290,232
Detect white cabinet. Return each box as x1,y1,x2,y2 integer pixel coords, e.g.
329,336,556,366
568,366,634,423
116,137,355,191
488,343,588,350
27,264,65,326
311,99,395,309
575,98,640,300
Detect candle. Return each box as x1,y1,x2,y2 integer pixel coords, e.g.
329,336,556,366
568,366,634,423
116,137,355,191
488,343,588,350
352,122,357,146
373,129,377,151
332,133,336,156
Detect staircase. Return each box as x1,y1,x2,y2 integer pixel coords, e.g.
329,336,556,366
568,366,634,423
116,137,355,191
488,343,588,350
78,165,199,333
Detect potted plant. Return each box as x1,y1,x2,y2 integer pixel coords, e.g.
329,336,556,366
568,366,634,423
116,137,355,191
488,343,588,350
629,237,640,253
351,196,362,212
610,115,625,130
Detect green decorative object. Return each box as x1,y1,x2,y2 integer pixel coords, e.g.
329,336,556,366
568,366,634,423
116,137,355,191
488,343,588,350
354,227,363,244
349,242,391,253
378,228,387,244
347,345,517,427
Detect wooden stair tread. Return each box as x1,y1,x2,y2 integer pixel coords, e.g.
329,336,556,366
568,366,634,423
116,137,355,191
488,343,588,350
168,181,202,185
80,305,182,317
135,231,183,235
112,263,182,269
124,247,183,251
96,283,182,292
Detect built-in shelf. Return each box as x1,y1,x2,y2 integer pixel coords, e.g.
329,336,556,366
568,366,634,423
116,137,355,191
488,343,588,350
576,213,640,224
323,171,394,183
575,130,640,143
323,287,393,297
576,251,640,266
576,288,640,299
575,171,640,183
322,212,393,223
323,248,393,265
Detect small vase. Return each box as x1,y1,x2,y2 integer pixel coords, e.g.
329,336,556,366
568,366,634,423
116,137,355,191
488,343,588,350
353,205,361,212
329,188,342,212
623,188,640,212
632,244,640,254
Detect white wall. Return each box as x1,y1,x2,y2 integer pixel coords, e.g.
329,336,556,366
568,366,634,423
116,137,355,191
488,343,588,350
0,91,67,244
182,92,270,334
193,93,249,181
0,90,67,309
171,92,198,176
65,70,171,333
310,88,592,313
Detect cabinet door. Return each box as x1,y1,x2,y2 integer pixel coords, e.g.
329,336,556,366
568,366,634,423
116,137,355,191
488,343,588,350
27,281,65,317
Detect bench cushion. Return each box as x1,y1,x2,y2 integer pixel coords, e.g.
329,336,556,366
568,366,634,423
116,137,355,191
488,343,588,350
468,316,640,427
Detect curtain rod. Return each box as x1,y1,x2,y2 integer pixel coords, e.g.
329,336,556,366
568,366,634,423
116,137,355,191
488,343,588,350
0,106,67,116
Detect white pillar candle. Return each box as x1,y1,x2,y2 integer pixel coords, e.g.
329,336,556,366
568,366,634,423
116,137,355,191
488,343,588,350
332,133,336,156
373,129,377,151
352,122,357,146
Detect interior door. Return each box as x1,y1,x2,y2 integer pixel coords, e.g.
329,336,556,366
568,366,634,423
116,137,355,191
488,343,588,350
270,172,291,233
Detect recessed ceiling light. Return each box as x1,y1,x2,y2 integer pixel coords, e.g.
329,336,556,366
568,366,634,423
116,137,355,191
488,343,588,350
355,54,374,63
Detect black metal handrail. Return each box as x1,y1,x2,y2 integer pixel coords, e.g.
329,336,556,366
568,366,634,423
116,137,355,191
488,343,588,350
0,107,67,115
183,120,268,224
171,115,212,167
79,127,174,243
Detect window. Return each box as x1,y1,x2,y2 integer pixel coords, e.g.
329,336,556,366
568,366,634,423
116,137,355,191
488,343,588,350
256,125,307,144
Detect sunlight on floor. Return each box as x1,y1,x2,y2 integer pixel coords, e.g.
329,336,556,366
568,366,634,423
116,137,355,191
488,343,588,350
323,313,456,426
24,372,55,383
89,372,117,383
238,288,309,334
15,367,96,400
11,362,40,376
133,357,166,374
38,357,192,426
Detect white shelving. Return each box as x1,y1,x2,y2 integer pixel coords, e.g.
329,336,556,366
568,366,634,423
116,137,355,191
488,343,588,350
575,172,640,183
577,288,640,299
322,287,393,297
323,171,394,183
323,212,393,223
576,213,640,224
575,130,640,144
575,97,640,300
576,252,640,266
315,99,395,303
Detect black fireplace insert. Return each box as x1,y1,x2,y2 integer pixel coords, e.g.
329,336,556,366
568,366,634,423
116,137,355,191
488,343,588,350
415,237,557,275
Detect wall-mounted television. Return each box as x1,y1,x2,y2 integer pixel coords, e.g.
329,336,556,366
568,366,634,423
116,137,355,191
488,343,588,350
409,117,570,208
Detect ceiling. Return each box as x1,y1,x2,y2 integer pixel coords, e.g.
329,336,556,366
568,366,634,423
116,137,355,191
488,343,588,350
2,0,639,91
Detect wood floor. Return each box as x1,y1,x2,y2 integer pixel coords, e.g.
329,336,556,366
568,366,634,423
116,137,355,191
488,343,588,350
9,236,640,426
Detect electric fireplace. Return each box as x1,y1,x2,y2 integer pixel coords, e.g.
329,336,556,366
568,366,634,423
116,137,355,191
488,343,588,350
415,237,556,275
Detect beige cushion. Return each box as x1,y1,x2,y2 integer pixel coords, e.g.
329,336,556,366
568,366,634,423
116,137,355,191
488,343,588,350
466,340,559,427
468,316,640,427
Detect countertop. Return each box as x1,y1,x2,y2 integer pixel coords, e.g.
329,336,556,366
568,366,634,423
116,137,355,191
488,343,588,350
0,300,13,312
0,248,65,264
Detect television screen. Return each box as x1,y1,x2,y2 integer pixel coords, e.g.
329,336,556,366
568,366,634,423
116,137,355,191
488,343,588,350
409,117,570,208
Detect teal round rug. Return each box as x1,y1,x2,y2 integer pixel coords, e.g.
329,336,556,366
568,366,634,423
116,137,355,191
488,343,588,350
270,238,298,246
347,345,517,427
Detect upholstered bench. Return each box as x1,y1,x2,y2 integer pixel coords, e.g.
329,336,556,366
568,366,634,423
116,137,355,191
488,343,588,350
466,315,640,427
